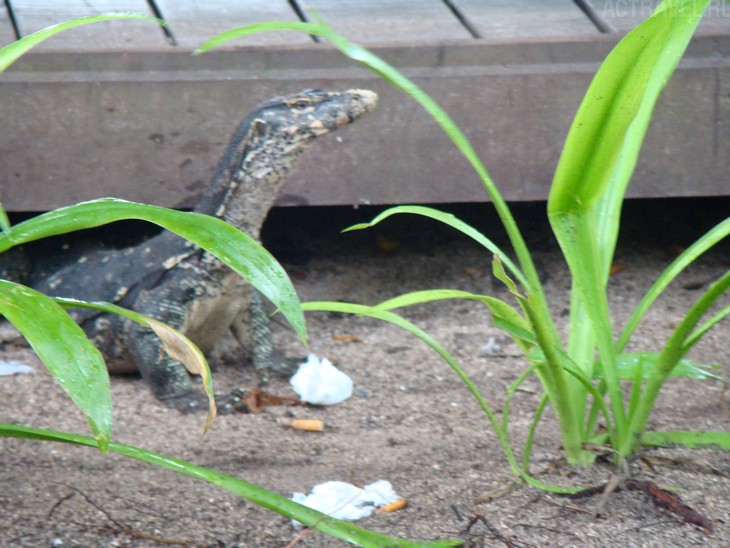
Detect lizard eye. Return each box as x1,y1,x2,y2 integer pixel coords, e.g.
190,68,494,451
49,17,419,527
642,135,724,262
293,100,309,110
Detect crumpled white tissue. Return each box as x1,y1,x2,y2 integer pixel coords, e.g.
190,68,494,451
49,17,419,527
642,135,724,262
291,480,400,527
481,335,503,356
0,360,34,376
290,354,353,405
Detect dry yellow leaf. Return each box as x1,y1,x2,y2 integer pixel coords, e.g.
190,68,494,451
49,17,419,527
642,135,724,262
147,318,217,434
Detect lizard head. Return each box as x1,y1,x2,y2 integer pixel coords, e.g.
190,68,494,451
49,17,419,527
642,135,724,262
199,89,378,225
248,88,378,153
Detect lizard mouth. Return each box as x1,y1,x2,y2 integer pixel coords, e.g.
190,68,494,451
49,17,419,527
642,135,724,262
311,89,378,133
342,89,378,124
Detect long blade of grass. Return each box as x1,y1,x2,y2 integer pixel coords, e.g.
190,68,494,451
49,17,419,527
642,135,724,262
373,285,586,458
303,302,506,448
682,304,730,354
374,289,536,353
617,218,730,351
594,352,724,382
640,431,730,450
502,366,538,435
0,13,161,72
521,393,549,472
0,424,461,547
491,257,586,462
0,282,111,451
345,206,528,288
0,198,305,344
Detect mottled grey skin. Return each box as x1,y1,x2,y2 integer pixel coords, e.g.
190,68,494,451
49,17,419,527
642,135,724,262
33,89,378,411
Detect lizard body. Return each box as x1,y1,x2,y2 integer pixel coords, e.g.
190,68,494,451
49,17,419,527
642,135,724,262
31,89,378,410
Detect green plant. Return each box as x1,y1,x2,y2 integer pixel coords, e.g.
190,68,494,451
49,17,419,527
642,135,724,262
197,0,729,485
3,4,728,544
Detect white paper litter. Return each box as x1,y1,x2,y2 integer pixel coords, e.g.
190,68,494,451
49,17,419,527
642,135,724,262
290,354,353,405
0,360,34,376
481,335,503,356
291,480,400,527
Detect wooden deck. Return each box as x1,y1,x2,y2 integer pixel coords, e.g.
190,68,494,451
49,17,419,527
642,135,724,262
1,1,729,211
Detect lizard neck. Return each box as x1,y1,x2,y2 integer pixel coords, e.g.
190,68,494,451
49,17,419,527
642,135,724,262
191,89,378,239
193,112,306,241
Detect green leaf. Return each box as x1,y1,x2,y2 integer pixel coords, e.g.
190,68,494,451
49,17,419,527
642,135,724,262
492,254,520,295
304,300,501,430
683,303,730,354
622,270,730,455
302,301,583,493
618,218,730,351
0,282,111,452
595,352,724,382
0,424,462,547
548,1,708,220
640,430,730,451
194,21,319,53
375,288,537,355
547,1,711,450
0,198,306,344
345,206,527,288
0,203,10,233
0,13,162,73
489,258,588,463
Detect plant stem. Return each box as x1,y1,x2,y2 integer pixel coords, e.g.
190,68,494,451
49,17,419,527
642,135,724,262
522,295,589,465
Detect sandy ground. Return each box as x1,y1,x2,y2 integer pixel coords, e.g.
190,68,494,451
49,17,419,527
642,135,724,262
0,199,728,547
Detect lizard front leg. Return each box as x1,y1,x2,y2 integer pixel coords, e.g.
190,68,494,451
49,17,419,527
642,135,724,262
230,289,300,387
124,300,204,412
127,260,252,412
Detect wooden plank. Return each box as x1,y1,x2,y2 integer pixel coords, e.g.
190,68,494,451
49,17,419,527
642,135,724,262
586,1,730,32
154,0,309,51
10,0,165,49
302,0,472,42
2,33,729,212
452,0,598,38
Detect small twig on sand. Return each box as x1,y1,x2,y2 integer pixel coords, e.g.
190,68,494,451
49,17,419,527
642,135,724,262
462,510,535,548
624,479,715,534
46,491,76,519
565,479,715,534
61,484,198,545
474,480,518,503
592,473,622,517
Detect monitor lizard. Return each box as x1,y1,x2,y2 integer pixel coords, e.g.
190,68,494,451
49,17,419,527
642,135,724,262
29,89,378,412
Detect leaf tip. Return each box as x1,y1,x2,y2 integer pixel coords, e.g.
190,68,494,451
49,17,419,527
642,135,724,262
342,222,370,233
